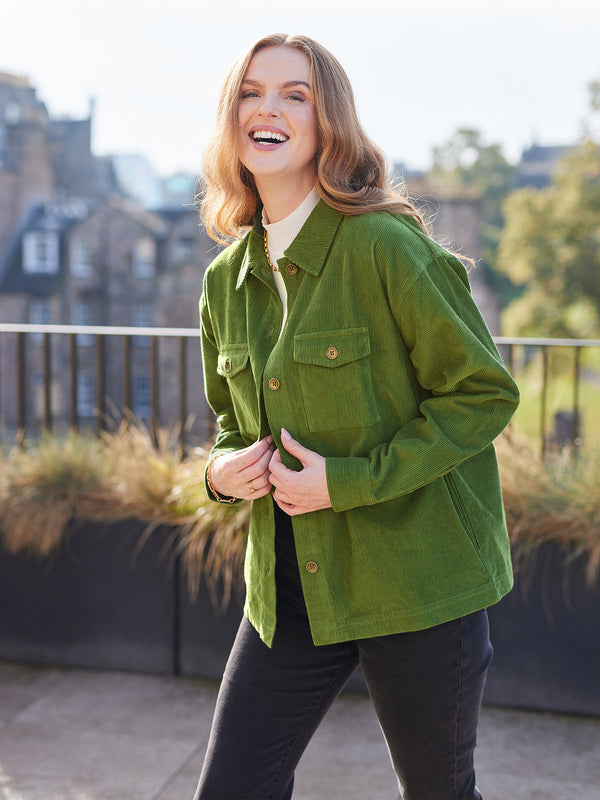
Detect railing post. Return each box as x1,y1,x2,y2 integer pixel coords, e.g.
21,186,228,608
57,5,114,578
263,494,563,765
573,346,582,449
151,336,159,443
179,336,187,451
123,335,132,417
540,346,549,460
96,333,106,435
506,343,514,375
43,331,52,433
69,334,78,431
16,331,26,445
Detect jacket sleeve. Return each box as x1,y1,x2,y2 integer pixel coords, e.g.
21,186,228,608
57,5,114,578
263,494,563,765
325,251,520,513
200,282,247,502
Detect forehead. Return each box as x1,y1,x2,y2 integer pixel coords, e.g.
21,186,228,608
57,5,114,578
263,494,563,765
243,46,311,83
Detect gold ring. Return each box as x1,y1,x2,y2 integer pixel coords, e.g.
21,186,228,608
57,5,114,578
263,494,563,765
248,481,255,493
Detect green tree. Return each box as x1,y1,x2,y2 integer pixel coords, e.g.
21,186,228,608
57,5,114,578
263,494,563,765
498,136,600,337
428,128,516,275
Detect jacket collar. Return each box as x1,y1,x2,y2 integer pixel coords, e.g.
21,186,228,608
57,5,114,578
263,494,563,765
235,199,344,290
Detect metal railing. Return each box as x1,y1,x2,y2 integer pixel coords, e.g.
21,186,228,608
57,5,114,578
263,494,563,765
0,323,210,449
495,336,600,458
1,325,600,456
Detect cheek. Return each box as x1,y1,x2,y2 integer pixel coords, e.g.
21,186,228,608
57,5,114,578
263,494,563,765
305,109,319,148
237,118,249,153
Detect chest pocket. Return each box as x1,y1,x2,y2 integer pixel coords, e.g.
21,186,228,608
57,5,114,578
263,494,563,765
216,344,258,438
293,327,381,432
217,345,249,379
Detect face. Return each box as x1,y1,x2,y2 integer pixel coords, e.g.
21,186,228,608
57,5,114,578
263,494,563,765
237,46,319,201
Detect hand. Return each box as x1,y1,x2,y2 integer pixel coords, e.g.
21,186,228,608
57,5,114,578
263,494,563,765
209,436,275,501
269,429,332,516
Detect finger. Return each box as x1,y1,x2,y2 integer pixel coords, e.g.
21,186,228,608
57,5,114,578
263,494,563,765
274,498,303,516
240,455,274,488
272,486,296,506
268,457,292,490
280,428,313,463
248,473,272,493
235,437,275,470
268,449,283,472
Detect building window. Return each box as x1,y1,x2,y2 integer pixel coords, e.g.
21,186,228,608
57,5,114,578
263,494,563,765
73,301,94,345
132,237,156,278
173,236,195,263
23,231,60,274
70,239,94,277
30,298,52,326
133,376,152,418
132,304,153,348
77,375,95,417
29,298,52,343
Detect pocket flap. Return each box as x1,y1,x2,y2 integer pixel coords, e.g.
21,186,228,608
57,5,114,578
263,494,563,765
217,345,249,378
294,327,371,368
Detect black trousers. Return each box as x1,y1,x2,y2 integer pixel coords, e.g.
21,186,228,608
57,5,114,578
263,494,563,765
193,505,492,800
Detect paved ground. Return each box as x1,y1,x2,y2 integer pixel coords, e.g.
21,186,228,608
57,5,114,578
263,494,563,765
0,660,599,800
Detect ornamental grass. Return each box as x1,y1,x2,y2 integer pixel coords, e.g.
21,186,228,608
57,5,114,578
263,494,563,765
0,421,251,604
497,426,600,586
0,422,599,603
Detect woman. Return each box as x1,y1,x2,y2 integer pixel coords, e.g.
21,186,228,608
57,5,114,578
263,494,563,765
194,33,519,800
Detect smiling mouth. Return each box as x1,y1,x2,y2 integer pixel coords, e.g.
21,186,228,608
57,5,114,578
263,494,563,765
252,130,289,144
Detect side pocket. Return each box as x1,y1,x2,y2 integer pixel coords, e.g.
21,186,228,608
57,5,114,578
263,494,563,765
444,471,482,552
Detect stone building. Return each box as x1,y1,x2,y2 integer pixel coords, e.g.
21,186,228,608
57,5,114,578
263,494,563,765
0,71,214,439
0,195,214,438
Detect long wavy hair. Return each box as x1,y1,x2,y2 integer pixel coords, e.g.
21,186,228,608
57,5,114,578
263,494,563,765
199,33,426,243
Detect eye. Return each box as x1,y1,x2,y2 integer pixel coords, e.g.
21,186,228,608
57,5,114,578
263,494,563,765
286,93,306,103
240,90,260,100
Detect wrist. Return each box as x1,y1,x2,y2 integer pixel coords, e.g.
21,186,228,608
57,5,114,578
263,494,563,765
206,456,237,504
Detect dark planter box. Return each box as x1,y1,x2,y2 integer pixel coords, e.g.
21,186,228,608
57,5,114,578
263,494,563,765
485,543,600,716
179,579,243,679
0,520,178,674
3,524,598,714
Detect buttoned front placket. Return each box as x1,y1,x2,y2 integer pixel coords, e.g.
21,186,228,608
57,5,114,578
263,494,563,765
261,251,304,452
238,232,300,440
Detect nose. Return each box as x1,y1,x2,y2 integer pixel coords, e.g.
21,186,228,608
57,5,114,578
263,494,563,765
257,93,280,118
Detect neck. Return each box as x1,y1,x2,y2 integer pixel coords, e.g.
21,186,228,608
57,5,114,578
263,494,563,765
256,172,317,224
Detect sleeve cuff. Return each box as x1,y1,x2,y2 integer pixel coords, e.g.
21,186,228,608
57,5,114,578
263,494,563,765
326,456,374,512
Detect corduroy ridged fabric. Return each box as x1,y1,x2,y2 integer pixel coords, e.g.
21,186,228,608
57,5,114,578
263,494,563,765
200,201,519,647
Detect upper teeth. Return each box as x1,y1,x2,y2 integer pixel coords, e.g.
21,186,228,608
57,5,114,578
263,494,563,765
253,131,287,142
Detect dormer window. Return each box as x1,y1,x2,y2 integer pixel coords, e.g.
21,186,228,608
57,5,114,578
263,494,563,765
23,231,59,274
132,237,156,278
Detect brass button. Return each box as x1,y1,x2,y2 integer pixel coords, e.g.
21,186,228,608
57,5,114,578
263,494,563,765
305,561,319,574
326,346,338,361
225,359,232,373
286,263,298,275
268,377,280,391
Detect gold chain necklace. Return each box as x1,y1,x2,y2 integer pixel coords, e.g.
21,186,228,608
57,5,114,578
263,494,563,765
263,230,280,272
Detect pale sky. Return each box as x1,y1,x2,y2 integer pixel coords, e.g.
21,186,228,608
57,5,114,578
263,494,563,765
2,0,599,177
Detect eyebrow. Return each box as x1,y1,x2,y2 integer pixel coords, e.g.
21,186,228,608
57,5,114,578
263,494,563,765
241,78,311,90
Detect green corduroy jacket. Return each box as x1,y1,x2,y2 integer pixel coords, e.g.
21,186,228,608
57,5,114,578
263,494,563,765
200,200,520,647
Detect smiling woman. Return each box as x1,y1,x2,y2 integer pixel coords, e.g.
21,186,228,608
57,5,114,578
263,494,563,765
191,32,519,800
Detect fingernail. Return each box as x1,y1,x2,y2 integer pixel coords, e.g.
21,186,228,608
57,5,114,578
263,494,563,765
281,428,290,439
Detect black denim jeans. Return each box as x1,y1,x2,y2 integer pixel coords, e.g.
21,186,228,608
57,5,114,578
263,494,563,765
193,507,492,800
